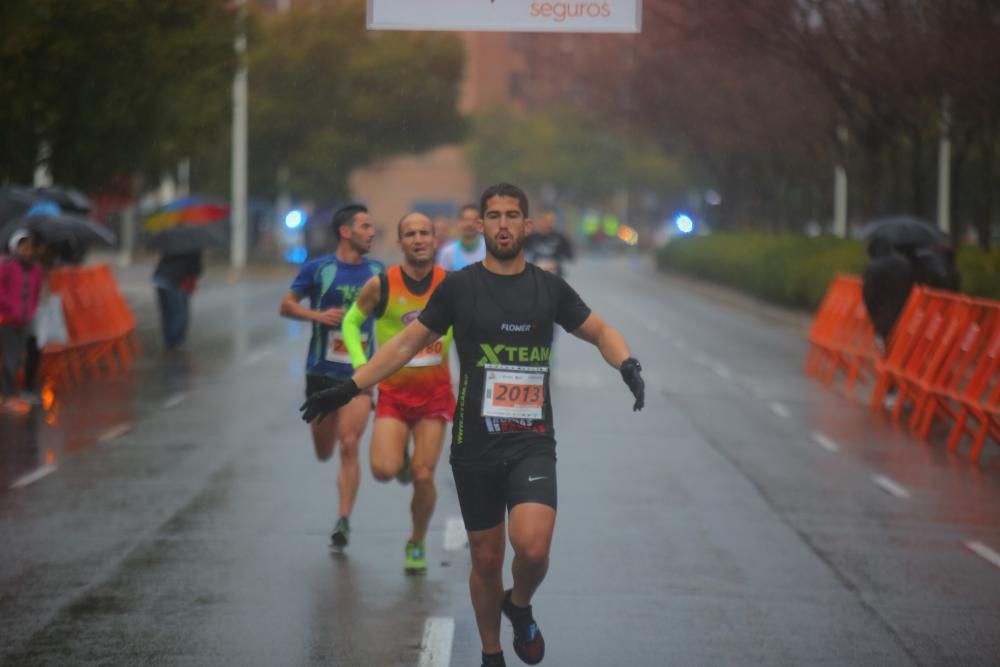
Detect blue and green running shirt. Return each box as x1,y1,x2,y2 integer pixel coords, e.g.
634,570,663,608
290,255,384,379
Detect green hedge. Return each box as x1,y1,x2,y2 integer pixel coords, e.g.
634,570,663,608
655,233,1000,310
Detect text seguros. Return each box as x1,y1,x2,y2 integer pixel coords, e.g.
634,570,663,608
530,2,613,22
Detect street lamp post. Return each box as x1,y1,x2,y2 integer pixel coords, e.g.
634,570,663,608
230,0,248,270
937,95,952,236
833,124,849,238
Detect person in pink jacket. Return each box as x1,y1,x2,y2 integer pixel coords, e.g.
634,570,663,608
0,229,44,411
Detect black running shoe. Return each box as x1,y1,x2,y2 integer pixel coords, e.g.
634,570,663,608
331,516,350,549
482,651,507,667
502,589,545,665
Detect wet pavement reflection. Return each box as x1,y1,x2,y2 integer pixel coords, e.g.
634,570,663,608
2,258,999,666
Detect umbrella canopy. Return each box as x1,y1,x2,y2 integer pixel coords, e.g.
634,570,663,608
0,213,116,249
145,223,226,255
144,197,229,233
33,185,92,215
0,187,41,225
858,215,949,250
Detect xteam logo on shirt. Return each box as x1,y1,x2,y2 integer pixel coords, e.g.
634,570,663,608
501,323,534,333
477,343,550,366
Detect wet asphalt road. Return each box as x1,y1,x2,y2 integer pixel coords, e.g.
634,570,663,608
1,256,999,666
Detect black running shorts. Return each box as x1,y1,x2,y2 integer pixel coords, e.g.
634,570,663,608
452,452,557,532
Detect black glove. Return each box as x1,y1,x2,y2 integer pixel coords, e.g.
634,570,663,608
619,358,644,411
300,379,361,423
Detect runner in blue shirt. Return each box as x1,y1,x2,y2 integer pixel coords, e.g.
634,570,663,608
280,204,384,550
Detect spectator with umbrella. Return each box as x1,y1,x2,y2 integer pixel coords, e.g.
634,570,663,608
0,229,45,413
144,197,228,350
860,216,960,346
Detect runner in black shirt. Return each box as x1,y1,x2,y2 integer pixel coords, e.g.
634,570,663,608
523,209,574,277
300,183,644,667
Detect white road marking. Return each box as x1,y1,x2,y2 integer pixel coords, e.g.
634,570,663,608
163,393,188,409
9,464,58,490
964,541,1000,570
444,517,468,551
98,422,132,443
810,432,840,453
242,348,273,366
872,474,911,499
769,402,791,419
418,617,455,667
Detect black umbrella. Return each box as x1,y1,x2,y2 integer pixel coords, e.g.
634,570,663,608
145,224,226,255
33,185,92,215
858,215,949,249
0,187,39,225
0,213,116,249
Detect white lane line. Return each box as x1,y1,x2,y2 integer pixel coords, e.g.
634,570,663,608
242,348,273,366
810,432,840,453
444,517,468,551
163,393,188,409
872,474,911,499
9,464,58,490
98,422,132,443
418,617,454,667
769,402,791,419
964,541,1000,570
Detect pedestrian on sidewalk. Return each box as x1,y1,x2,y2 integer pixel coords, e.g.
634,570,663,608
0,230,45,412
862,236,960,347
153,251,203,350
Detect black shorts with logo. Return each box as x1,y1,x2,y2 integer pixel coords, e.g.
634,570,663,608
451,451,557,532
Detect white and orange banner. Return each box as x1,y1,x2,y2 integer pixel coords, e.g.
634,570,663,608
367,0,642,33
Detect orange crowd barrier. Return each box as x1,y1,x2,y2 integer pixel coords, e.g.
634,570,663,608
806,277,1000,463
804,275,878,396
38,263,139,389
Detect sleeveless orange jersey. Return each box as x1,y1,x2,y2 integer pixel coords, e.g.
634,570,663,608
375,265,452,396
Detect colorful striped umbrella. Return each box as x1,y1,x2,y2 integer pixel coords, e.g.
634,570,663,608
144,197,229,233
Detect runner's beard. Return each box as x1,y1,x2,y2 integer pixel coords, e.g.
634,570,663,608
485,233,523,260
350,236,371,255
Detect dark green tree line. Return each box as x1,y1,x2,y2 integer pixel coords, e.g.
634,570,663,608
247,0,466,203
0,0,235,192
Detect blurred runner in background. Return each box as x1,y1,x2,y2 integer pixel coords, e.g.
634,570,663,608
523,210,574,277
437,203,485,271
280,204,383,550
